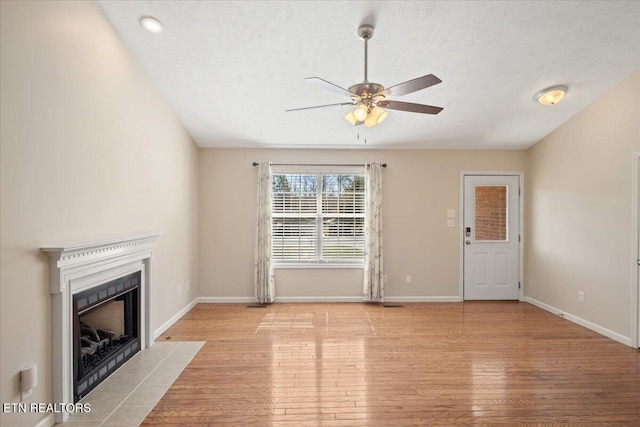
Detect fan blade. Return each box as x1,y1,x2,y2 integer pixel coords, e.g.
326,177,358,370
305,77,356,97
375,74,442,98
378,100,443,115
286,102,354,112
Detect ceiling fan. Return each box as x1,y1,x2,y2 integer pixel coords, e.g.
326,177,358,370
286,24,443,128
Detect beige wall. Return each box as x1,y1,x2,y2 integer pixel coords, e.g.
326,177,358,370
199,148,526,300
2,2,637,425
526,70,640,339
0,2,199,426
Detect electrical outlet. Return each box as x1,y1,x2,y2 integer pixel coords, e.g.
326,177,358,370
578,291,584,302
447,209,456,218
406,275,412,284
447,219,455,228
20,364,37,401
178,284,182,296
383,275,388,284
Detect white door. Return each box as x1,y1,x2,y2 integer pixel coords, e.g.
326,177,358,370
463,175,520,300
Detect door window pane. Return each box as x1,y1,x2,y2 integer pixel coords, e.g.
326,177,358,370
475,185,507,241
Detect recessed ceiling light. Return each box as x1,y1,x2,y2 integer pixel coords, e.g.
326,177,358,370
535,85,568,106
140,16,163,33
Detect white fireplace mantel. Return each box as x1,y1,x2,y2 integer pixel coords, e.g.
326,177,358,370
42,233,159,423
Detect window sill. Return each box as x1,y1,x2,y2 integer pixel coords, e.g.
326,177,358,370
274,263,364,269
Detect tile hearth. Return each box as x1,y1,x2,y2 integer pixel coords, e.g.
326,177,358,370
60,341,204,427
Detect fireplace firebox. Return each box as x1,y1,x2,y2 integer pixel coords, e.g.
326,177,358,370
73,272,141,401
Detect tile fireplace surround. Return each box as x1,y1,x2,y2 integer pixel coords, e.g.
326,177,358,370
42,234,160,424
61,341,204,426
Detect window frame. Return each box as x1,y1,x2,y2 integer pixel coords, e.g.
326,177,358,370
271,166,366,268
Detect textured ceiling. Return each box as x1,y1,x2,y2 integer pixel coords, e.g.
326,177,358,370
98,1,640,149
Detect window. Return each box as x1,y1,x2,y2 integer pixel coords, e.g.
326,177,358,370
271,169,365,264
474,185,508,241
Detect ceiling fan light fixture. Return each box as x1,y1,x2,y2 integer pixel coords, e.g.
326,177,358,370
535,85,568,105
365,107,388,127
353,103,369,121
344,110,359,126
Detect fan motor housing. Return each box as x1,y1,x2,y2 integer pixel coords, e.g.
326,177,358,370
348,82,384,97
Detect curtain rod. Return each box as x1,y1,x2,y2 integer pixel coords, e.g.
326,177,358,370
252,162,387,168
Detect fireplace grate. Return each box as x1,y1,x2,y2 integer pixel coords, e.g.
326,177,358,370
76,338,139,399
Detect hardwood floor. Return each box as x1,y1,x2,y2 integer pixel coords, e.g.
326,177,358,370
144,302,640,426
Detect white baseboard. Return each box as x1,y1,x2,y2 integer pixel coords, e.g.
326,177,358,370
197,296,256,303
523,296,632,347
194,296,466,304
384,296,462,303
33,414,54,427
197,296,462,303
153,298,198,339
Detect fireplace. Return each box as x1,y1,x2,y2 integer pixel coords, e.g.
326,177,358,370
42,234,159,423
73,271,141,401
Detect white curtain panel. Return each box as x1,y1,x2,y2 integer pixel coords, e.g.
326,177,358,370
363,162,384,302
254,162,275,303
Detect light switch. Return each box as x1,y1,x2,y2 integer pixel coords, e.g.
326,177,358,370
447,209,456,218
447,219,455,228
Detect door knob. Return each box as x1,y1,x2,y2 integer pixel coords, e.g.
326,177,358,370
465,240,471,245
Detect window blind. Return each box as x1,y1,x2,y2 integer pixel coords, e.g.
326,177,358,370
271,170,365,264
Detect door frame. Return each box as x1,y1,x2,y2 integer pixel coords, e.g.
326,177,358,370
459,171,524,301
631,152,639,348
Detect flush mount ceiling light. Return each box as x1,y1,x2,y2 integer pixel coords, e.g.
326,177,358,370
139,16,163,33
535,85,568,106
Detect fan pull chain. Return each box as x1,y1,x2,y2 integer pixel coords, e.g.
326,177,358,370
355,127,367,144
356,128,367,145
